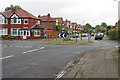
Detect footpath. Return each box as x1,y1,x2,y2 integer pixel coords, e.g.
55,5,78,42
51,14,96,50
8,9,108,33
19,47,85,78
64,47,118,78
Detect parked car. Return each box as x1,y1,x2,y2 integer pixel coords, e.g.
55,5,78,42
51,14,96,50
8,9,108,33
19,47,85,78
82,33,88,37
72,34,79,38
100,33,104,37
91,33,94,36
95,33,103,40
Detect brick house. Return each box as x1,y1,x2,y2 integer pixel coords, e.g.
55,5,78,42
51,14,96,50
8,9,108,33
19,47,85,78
63,19,71,29
53,17,64,27
71,22,78,33
38,13,60,37
0,7,43,39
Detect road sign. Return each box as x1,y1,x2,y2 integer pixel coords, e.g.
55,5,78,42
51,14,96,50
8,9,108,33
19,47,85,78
58,34,66,37
61,30,65,34
58,34,61,37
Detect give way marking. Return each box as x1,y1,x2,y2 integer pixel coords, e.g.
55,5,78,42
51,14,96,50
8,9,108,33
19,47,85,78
0,55,14,60
22,47,45,54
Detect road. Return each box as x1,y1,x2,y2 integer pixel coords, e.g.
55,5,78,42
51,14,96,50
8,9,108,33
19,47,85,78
2,36,118,78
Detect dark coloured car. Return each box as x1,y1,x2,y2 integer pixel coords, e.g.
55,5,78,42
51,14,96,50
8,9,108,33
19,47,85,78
95,33,103,40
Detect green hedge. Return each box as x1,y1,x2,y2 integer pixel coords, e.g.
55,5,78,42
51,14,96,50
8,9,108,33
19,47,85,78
108,29,118,40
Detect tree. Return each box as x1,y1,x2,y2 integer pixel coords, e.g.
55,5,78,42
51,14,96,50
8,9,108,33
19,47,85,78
64,27,69,34
5,5,22,11
101,22,107,28
40,30,44,37
85,23,93,32
85,23,92,29
107,26,112,35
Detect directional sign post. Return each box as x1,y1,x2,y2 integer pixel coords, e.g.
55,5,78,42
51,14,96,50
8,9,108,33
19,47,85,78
61,30,66,42
61,30,65,34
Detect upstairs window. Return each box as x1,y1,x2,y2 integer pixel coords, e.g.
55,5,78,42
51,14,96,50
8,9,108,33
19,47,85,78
0,14,8,24
56,19,58,25
11,14,21,24
38,21,40,24
24,19,28,24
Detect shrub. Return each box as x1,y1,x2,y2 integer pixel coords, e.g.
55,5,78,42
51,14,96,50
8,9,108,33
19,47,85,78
7,35,12,37
41,30,44,37
64,37,71,41
108,29,118,40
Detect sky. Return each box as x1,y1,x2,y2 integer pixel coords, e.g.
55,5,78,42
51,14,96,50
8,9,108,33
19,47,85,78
0,0,119,27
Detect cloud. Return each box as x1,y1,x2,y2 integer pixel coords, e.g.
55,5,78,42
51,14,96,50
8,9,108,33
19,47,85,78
0,0,118,26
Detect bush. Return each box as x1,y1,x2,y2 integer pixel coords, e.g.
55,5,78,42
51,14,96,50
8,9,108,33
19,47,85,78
7,35,12,37
108,29,118,40
41,30,44,37
64,37,71,41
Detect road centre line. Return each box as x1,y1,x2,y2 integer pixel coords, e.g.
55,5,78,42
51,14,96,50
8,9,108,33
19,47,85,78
40,47,45,49
0,55,13,60
22,47,45,54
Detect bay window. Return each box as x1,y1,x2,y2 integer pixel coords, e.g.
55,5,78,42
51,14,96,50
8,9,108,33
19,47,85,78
11,29,21,36
0,28,8,35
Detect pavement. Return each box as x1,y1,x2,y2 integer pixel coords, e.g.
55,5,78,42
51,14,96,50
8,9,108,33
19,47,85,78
65,47,118,78
1,36,119,78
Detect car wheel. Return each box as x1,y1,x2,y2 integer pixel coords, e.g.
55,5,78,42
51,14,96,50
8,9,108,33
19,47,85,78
100,38,102,40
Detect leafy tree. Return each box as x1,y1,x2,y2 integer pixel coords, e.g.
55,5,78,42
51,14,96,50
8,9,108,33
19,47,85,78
53,23,61,32
64,27,69,34
101,22,107,28
95,25,100,28
108,29,118,40
5,5,22,11
71,31,74,34
85,23,92,29
40,30,44,37
107,26,112,35
118,21,120,41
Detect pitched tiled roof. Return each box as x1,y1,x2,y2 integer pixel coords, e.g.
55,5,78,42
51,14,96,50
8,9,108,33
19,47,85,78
1,8,38,19
53,17,63,23
38,16,55,21
31,25,43,29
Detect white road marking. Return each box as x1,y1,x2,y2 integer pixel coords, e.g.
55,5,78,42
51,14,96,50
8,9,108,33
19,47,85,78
40,47,45,49
22,47,45,54
115,46,119,48
0,55,13,60
56,70,66,79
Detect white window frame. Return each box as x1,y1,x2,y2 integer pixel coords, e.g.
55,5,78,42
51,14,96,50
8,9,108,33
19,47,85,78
11,28,21,36
34,30,40,36
0,28,8,35
21,30,30,36
38,21,40,24
56,19,58,25
24,19,28,24
0,14,8,24
11,14,21,24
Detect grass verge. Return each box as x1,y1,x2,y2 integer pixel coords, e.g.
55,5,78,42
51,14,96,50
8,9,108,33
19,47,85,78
42,40,93,45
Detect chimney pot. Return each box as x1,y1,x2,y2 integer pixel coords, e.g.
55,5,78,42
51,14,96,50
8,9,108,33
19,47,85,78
12,7,16,13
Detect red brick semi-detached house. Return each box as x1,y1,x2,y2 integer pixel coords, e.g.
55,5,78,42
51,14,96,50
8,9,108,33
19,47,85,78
0,7,42,39
38,13,56,37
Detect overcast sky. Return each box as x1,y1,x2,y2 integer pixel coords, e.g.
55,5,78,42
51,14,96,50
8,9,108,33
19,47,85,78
0,0,118,26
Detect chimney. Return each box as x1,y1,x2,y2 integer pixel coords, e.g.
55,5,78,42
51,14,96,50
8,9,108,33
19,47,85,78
38,15,41,18
12,7,16,13
47,13,50,18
